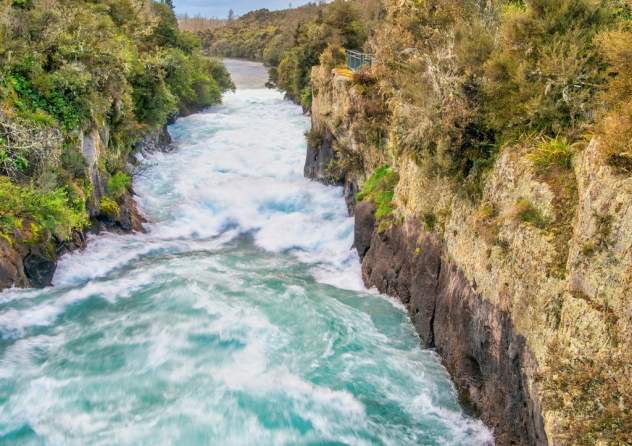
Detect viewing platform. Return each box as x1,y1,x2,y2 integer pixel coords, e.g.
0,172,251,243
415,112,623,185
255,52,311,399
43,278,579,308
333,50,374,79
346,49,374,71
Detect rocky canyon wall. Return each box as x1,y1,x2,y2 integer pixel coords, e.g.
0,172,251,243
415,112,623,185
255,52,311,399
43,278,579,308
306,65,632,445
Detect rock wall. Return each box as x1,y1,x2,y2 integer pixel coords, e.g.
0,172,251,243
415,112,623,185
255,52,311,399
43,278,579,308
354,203,546,445
307,65,632,445
0,124,173,292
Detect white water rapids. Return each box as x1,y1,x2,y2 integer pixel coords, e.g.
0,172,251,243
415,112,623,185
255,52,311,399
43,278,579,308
0,59,494,445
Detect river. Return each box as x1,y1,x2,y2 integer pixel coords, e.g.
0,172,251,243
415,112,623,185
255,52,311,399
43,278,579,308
0,59,493,445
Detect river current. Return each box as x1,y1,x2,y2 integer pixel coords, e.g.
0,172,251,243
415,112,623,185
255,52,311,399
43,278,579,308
0,59,493,445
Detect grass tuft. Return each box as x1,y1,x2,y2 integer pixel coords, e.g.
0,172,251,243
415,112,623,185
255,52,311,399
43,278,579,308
512,198,548,229
527,137,574,172
356,165,399,231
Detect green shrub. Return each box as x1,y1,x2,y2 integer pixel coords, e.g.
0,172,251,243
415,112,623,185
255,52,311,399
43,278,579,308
423,212,437,231
305,127,325,149
512,198,548,229
300,86,312,111
99,196,120,219
319,45,346,71
357,165,399,229
484,0,611,139
130,56,178,128
0,176,87,243
107,171,131,200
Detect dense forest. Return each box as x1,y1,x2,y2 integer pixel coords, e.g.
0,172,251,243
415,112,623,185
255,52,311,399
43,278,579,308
0,0,233,267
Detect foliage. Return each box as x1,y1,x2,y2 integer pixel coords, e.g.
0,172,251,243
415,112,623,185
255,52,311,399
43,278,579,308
365,0,632,205
483,0,612,139
177,15,226,33
99,196,120,219
512,198,549,229
200,5,326,61
130,54,178,129
595,18,632,172
0,0,234,248
107,171,131,200
201,0,381,104
319,45,346,71
422,212,437,231
356,165,399,230
0,176,87,243
305,127,325,149
527,137,574,172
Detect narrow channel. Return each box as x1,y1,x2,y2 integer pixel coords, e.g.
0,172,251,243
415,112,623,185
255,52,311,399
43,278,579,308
0,59,492,445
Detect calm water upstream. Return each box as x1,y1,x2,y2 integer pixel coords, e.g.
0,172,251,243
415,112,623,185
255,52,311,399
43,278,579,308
0,59,493,445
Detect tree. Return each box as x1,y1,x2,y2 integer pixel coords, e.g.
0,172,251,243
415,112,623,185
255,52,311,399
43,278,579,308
228,9,234,21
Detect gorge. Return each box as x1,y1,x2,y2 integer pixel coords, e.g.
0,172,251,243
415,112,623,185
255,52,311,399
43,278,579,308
2,0,632,444
0,59,493,445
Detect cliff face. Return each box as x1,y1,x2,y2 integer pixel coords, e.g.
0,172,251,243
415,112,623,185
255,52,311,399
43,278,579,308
0,125,176,292
306,66,632,445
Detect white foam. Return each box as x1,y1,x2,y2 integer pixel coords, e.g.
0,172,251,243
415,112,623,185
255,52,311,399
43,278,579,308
30,88,360,293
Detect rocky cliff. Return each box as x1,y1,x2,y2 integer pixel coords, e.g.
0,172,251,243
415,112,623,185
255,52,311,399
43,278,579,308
0,125,176,292
306,65,632,445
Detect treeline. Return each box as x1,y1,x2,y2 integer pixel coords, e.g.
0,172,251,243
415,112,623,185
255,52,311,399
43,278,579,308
0,0,233,249
178,14,226,33
200,3,325,61
200,0,382,107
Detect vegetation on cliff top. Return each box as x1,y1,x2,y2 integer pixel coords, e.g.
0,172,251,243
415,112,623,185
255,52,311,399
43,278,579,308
0,0,233,247
200,0,382,108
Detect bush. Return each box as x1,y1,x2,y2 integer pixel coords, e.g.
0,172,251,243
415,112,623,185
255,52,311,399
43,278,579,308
596,28,632,173
300,86,312,110
319,45,346,71
130,55,178,128
0,176,87,243
512,198,548,229
99,196,120,219
423,212,437,231
483,0,611,139
107,171,131,200
305,127,325,149
356,165,399,230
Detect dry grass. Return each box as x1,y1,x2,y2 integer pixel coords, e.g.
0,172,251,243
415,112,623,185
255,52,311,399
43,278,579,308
472,202,500,245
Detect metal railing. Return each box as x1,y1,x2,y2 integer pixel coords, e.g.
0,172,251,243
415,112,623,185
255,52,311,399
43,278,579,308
346,49,373,71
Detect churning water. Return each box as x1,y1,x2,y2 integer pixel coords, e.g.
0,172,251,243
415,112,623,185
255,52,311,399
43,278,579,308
0,60,493,445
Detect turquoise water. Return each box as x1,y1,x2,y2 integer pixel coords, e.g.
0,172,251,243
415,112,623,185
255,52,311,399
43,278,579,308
0,66,493,445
